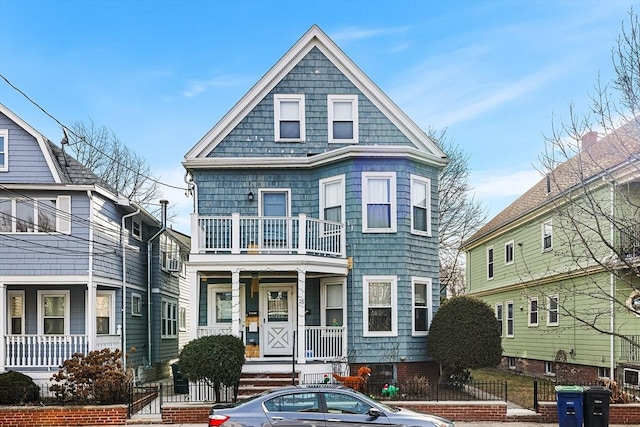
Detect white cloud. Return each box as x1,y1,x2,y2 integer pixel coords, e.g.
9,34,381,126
330,25,409,43
470,168,542,218
183,75,247,98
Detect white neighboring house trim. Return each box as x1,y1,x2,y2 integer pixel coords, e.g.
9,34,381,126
0,128,8,172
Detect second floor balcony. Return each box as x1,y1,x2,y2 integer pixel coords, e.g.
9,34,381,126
191,213,346,258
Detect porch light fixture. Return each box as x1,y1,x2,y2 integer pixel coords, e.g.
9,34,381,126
248,191,254,201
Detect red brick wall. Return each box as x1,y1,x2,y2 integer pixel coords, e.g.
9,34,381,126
0,405,127,427
163,404,210,424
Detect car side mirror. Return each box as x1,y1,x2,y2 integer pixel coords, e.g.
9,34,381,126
368,407,381,418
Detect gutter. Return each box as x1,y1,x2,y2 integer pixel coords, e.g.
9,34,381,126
147,200,168,367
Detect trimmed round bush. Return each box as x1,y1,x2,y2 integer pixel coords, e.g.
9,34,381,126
0,371,40,404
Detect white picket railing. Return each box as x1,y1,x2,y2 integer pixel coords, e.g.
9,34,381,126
193,214,345,257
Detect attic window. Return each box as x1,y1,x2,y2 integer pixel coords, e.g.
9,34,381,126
274,94,305,142
328,95,358,143
132,218,142,240
0,129,8,172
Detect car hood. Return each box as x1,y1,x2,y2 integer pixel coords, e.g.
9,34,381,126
390,406,454,425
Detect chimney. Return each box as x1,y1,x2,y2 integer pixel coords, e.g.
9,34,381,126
581,131,598,152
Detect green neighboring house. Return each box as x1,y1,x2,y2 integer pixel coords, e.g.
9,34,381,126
463,123,640,387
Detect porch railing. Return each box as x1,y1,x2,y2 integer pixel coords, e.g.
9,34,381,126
196,326,233,338
304,326,345,360
620,335,640,362
193,213,345,258
620,223,640,259
3,334,122,369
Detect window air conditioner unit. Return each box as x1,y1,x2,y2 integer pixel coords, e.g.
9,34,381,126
168,258,180,272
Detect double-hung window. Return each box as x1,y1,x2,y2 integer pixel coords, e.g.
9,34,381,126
132,218,142,240
547,295,559,326
362,172,396,232
161,299,178,338
160,234,180,272
363,275,397,337
38,290,69,335
0,129,7,172
328,95,358,143
411,175,431,235
505,240,514,264
528,297,538,327
542,221,553,251
8,291,24,335
412,277,432,336
506,301,514,337
274,94,305,141
132,293,142,317
96,291,115,335
495,303,503,337
487,247,494,279
322,279,344,327
0,196,70,233
319,175,345,224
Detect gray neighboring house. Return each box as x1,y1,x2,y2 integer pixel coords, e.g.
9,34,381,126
183,26,448,382
0,103,187,383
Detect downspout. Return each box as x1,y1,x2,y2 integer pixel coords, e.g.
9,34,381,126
121,207,140,371
609,181,615,378
87,191,95,355
147,200,168,367
185,171,197,213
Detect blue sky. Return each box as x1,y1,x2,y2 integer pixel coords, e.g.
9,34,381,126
0,0,636,233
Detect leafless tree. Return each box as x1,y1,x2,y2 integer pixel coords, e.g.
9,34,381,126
431,128,487,298
66,120,162,211
531,8,640,344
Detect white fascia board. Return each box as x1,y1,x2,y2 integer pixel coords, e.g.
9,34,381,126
0,103,62,183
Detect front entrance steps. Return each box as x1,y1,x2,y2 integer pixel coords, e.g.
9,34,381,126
238,371,299,398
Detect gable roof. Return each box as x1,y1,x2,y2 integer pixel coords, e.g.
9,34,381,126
185,25,446,162
464,120,640,248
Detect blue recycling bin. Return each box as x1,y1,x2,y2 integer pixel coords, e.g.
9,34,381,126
556,385,584,427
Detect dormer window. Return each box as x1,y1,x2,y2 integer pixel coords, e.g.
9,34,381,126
274,94,305,142
0,129,7,172
328,95,358,143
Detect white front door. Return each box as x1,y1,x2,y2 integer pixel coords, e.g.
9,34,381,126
261,285,294,356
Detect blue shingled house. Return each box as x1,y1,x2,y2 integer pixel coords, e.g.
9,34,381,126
0,103,188,383
183,26,448,382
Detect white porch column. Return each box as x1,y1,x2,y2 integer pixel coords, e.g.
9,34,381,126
190,213,200,252
0,283,5,371
87,282,96,352
297,269,306,364
297,214,306,255
232,269,241,337
189,268,199,341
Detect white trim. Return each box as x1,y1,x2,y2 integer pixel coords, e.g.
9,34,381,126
320,278,345,327
362,171,397,233
37,290,70,335
495,302,504,338
623,367,640,387
258,188,291,217
542,220,553,252
184,26,447,160
161,298,178,339
328,94,358,143
506,301,514,338
96,290,116,335
544,361,556,376
207,284,246,327
132,217,142,240
486,246,494,280
274,94,305,142
0,128,8,172
528,297,539,327
410,175,431,236
504,240,514,265
547,294,559,326
362,275,397,337
411,276,432,336
319,175,345,223
131,293,142,317
7,290,25,334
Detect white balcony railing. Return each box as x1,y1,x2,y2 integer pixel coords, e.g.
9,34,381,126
197,326,233,338
3,334,122,369
192,214,345,258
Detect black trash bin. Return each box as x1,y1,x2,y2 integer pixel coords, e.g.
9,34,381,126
171,363,189,394
583,386,611,427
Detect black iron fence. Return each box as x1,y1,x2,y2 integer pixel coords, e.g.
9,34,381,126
534,380,639,408
0,383,133,406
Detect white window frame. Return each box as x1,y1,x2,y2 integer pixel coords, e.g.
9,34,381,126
0,128,8,172
96,290,116,335
542,221,553,251
328,94,358,143
37,290,70,335
362,172,397,233
0,196,70,234
207,284,245,326
505,240,514,265
362,275,397,337
132,218,142,240
319,175,345,224
320,278,345,327
161,298,178,339
547,294,559,326
528,297,539,327
160,234,180,272
132,293,142,317
598,367,611,379
623,368,640,388
544,361,556,376
7,290,25,335
411,277,432,336
410,175,431,236
508,356,516,369
487,247,494,280
506,301,514,338
274,94,305,142
495,302,503,338
179,306,187,332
